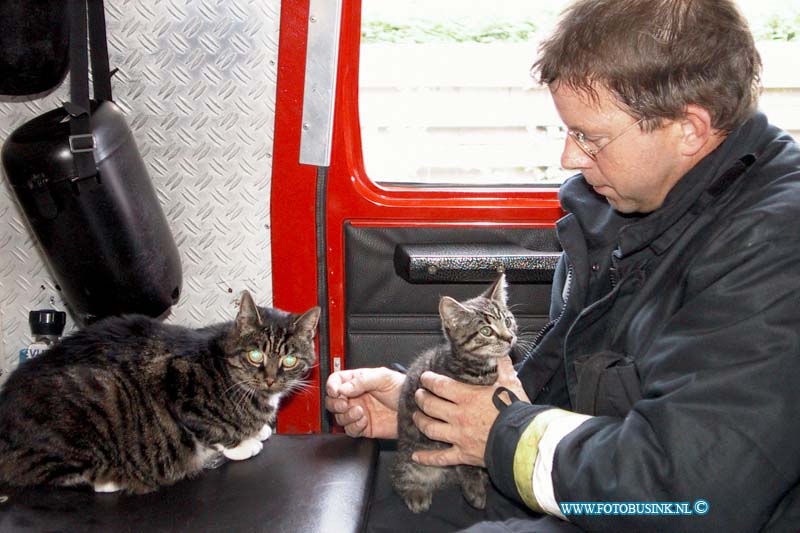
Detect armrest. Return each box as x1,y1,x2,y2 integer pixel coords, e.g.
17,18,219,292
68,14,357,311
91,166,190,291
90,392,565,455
394,243,560,283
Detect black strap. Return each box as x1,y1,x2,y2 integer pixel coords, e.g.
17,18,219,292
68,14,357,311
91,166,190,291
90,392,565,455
68,0,96,181
66,0,114,182
68,0,90,118
88,0,113,102
491,386,521,411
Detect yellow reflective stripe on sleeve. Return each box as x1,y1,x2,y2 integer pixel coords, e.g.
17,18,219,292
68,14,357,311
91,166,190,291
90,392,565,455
513,408,587,513
534,411,593,516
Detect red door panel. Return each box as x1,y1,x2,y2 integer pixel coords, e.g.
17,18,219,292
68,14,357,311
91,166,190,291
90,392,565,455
272,0,563,433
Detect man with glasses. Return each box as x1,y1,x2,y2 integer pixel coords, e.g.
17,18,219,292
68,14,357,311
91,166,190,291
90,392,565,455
327,0,800,531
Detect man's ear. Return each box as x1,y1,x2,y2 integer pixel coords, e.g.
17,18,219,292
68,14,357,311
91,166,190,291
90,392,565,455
678,104,716,157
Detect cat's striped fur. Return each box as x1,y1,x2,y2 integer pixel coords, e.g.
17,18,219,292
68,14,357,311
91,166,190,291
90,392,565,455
0,291,320,494
392,274,517,513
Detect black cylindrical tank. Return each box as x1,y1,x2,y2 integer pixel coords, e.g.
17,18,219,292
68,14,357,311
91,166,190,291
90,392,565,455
2,101,182,323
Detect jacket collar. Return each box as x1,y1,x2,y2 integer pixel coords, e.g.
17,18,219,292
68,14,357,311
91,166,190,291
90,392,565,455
559,112,770,258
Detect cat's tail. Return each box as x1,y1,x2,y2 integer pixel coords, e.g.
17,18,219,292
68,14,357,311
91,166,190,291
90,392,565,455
0,438,12,487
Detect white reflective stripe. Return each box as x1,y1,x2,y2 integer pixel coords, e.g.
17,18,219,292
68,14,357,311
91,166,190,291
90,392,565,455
561,267,572,303
532,412,593,518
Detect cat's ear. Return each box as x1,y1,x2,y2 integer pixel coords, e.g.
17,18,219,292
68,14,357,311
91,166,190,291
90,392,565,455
293,306,321,339
439,296,472,331
483,273,508,305
235,290,262,336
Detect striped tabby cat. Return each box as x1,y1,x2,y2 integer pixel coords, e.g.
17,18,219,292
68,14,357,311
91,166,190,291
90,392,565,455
392,274,517,513
0,291,319,494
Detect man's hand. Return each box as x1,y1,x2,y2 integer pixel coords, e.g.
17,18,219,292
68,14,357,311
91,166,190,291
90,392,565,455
412,356,528,467
325,367,406,439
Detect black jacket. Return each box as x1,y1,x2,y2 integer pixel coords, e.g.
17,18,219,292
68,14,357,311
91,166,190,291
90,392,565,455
486,112,800,532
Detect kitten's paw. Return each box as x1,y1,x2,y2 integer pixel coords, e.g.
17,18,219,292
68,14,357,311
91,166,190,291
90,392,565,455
402,491,433,514
93,481,122,493
257,423,273,441
463,487,487,510
459,466,489,510
221,438,263,461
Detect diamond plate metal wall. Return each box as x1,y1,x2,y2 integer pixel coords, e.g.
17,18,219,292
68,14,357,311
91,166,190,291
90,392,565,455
0,0,281,381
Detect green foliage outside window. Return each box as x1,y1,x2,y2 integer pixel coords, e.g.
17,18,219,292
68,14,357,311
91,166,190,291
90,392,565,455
759,13,800,41
362,14,800,44
361,20,539,44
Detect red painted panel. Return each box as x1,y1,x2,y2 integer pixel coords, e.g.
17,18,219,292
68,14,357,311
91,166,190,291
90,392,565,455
271,0,320,433
271,0,563,433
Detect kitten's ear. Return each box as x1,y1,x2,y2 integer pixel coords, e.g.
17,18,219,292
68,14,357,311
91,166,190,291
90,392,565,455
235,290,262,336
439,296,472,331
483,273,508,305
294,306,321,339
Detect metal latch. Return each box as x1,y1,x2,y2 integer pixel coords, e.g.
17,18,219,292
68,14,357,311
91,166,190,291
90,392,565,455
68,133,96,154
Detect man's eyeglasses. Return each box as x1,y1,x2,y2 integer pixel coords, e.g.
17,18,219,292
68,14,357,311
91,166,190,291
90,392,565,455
567,118,644,161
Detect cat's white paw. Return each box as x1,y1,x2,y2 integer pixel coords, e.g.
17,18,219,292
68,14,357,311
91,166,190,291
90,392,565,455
257,423,273,441
93,481,122,493
220,437,263,461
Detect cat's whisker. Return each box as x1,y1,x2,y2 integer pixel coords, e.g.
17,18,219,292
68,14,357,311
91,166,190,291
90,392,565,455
224,380,252,396
296,383,316,393
286,380,315,395
245,387,257,409
228,378,259,412
289,386,318,394
229,387,257,414
235,385,257,414
228,388,250,413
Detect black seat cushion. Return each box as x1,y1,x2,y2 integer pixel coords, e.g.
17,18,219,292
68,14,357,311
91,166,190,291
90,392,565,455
0,434,377,532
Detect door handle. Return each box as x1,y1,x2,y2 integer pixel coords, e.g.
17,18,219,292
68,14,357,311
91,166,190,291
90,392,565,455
394,243,560,283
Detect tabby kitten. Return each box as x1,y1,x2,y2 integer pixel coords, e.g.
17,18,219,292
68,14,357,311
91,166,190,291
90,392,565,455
392,274,516,513
0,291,320,494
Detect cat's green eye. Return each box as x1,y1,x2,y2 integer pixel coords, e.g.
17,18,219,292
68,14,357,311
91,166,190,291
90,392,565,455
504,317,513,327
247,350,264,365
282,355,299,369
479,326,493,337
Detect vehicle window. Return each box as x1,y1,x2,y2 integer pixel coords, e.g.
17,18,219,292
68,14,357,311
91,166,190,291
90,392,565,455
359,0,800,186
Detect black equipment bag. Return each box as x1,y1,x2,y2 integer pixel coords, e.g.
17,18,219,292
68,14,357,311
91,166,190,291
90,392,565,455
0,0,70,96
2,0,182,323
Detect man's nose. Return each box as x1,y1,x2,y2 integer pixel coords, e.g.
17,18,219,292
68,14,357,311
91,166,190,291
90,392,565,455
561,136,594,170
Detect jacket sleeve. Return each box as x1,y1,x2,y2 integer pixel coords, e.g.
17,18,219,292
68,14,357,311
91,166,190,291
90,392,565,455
487,233,800,531
485,401,591,514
